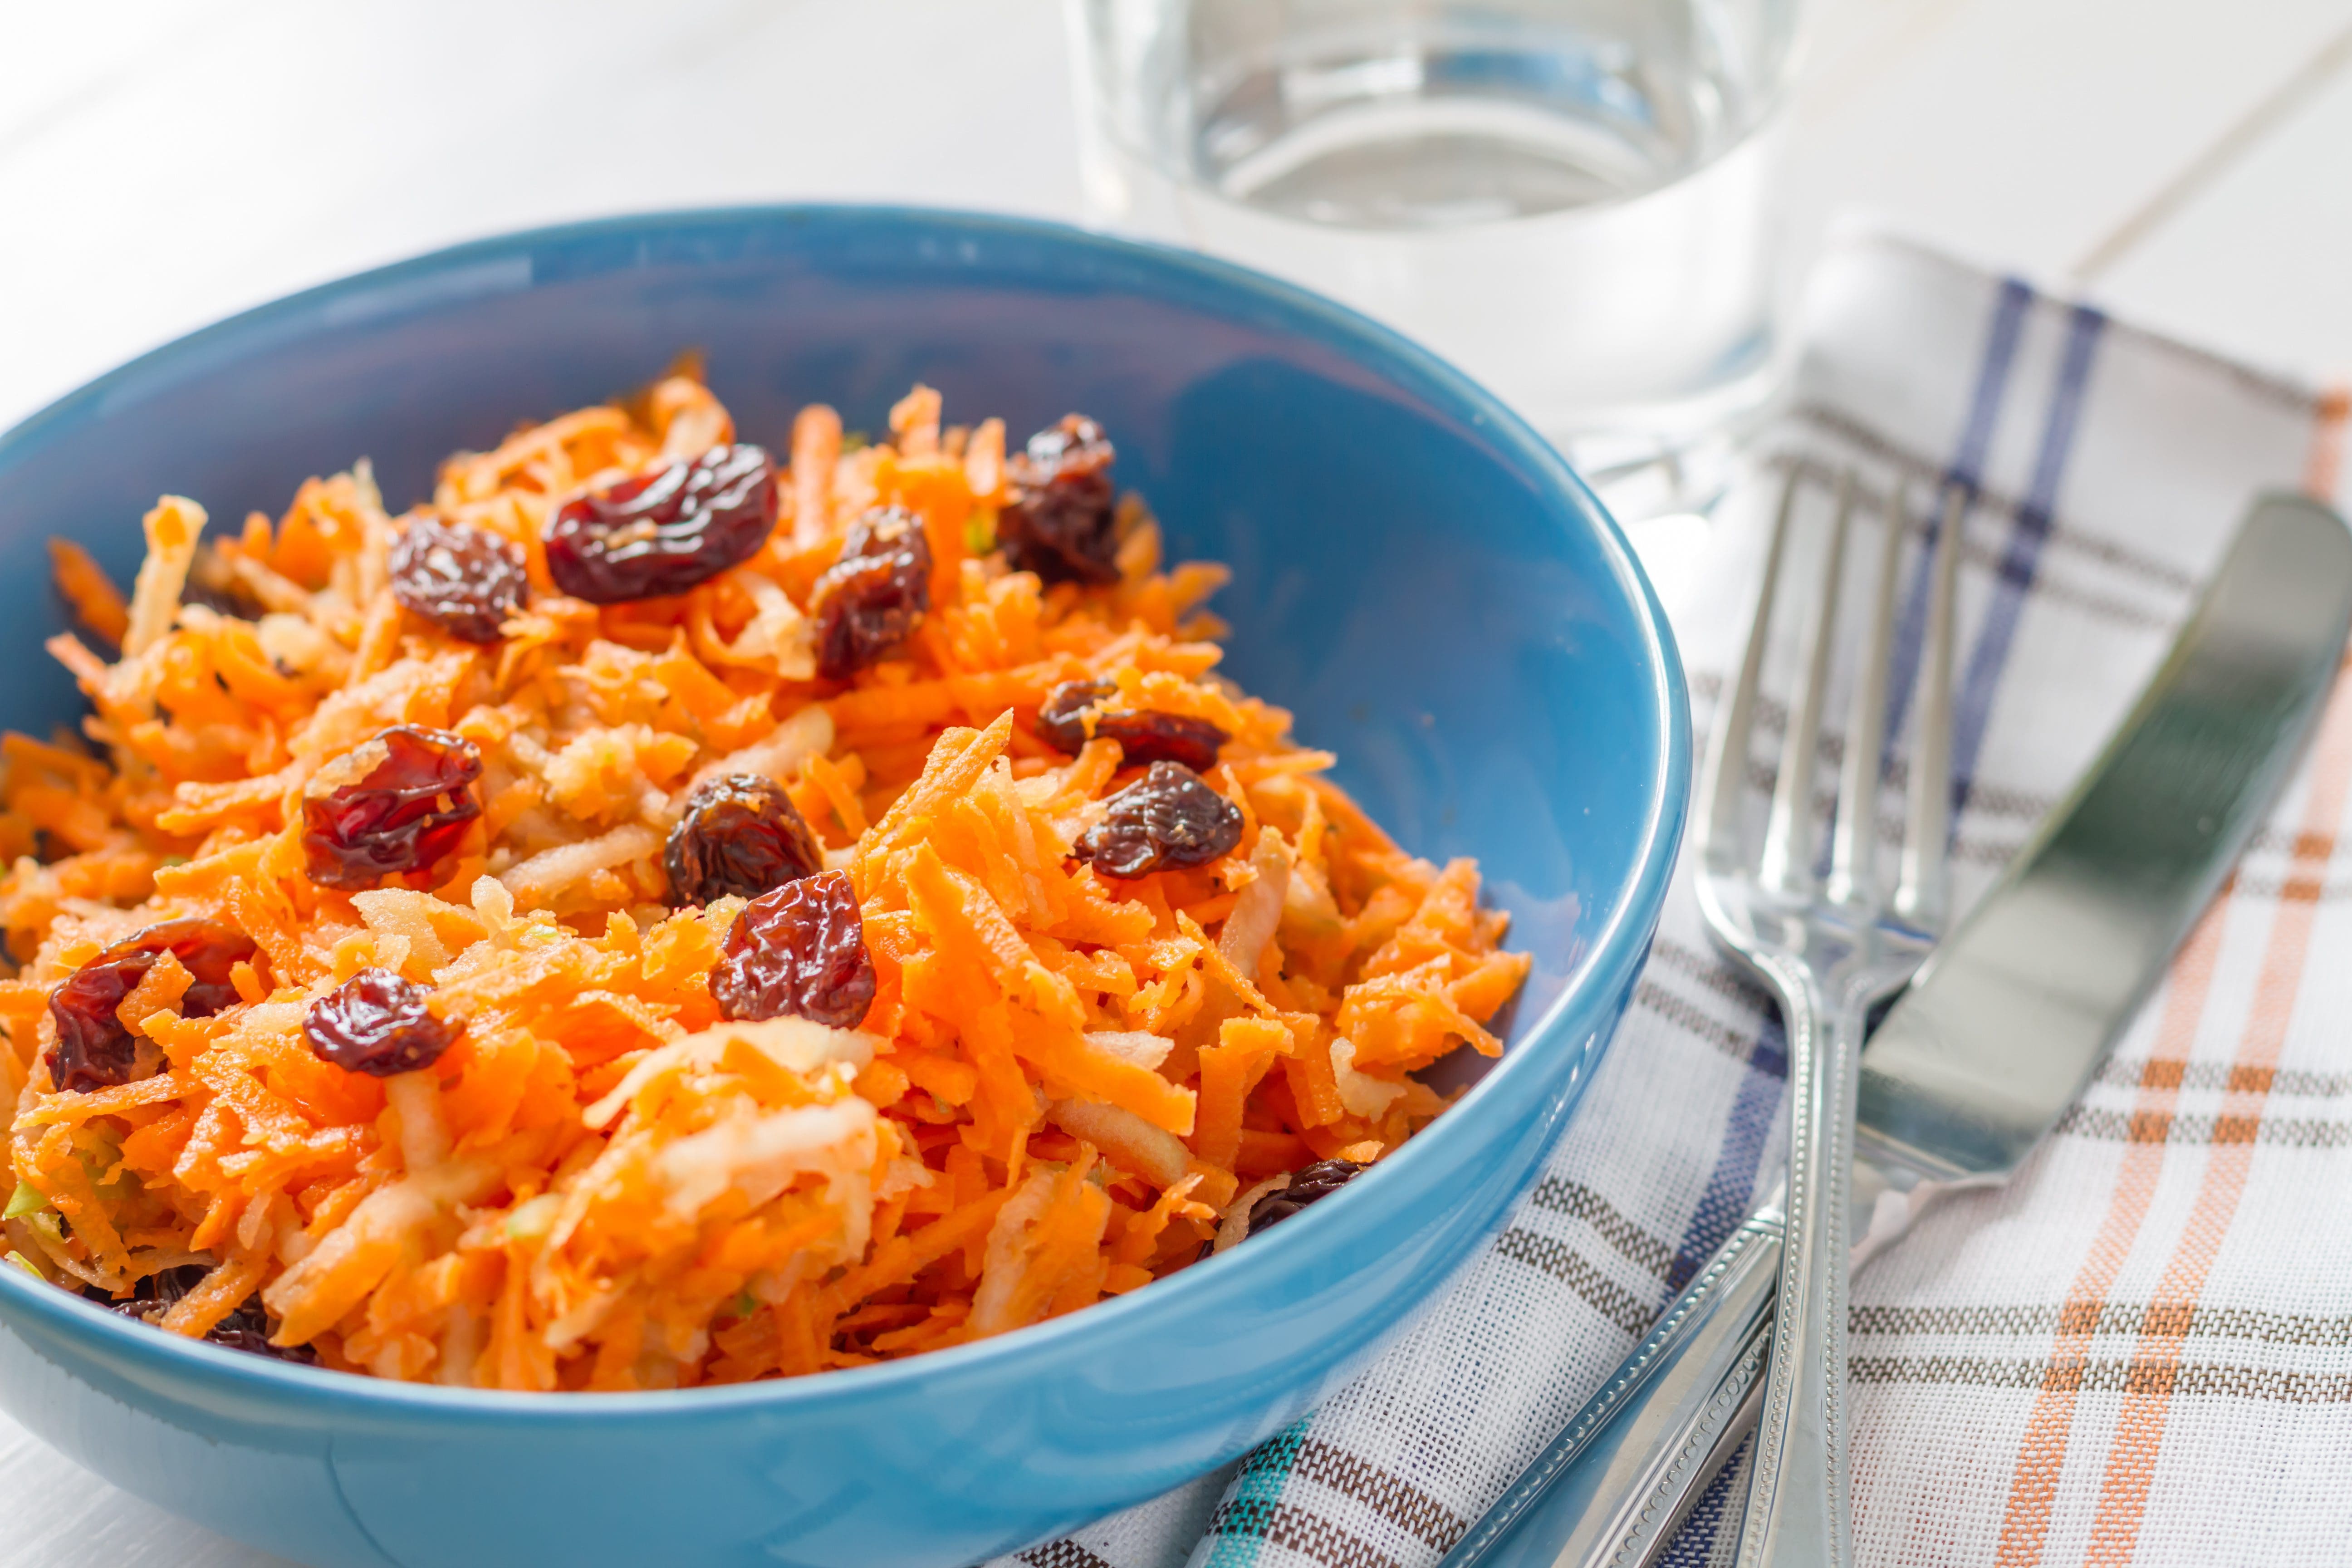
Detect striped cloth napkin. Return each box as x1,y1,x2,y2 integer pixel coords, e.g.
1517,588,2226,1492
989,227,2352,1568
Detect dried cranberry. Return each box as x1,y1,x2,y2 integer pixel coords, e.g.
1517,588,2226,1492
1074,761,1244,879
666,774,824,906
1246,1159,1367,1236
1000,416,1120,585
46,918,256,1094
301,725,483,891
1034,680,1228,771
303,967,457,1078
544,443,777,603
390,516,528,642
808,506,933,681
713,870,876,1029
100,1265,317,1363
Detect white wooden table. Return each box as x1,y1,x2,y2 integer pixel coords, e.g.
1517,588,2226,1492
2,1,2348,1563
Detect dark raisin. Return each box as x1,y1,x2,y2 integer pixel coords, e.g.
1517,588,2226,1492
100,1265,316,1363
97,1260,206,1318
666,774,824,905
47,918,256,1094
180,579,256,619
1098,711,1228,772
544,443,778,603
1035,679,1229,770
1074,761,1244,879
390,516,529,643
183,545,264,620
1000,416,1120,585
303,967,457,1078
49,966,153,1094
808,505,933,681
300,725,483,891
713,870,876,1029
141,1262,211,1304
1245,1159,1367,1236
1035,679,1115,752
203,1300,320,1363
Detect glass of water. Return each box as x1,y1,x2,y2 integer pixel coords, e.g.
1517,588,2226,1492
1064,0,1800,514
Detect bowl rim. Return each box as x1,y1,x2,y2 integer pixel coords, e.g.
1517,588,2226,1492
0,201,1690,1424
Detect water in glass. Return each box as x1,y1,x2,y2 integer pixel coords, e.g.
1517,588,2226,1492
1069,0,1799,512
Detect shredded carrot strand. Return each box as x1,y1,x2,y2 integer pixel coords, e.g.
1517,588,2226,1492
0,373,1524,1389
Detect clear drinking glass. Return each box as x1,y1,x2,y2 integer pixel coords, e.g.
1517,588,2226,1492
1065,0,1801,514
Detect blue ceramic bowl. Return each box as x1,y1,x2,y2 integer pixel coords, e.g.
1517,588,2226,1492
0,207,1684,1568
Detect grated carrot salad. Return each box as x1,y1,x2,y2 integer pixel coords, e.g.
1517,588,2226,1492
0,371,1528,1389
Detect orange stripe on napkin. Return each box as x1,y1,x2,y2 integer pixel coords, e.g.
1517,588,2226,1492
2306,385,2349,504
1991,892,2227,1567
2078,671,2352,1565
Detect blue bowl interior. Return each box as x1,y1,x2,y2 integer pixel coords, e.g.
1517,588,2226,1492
0,207,1686,1568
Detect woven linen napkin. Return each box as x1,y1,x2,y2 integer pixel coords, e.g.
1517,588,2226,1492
988,226,2352,1568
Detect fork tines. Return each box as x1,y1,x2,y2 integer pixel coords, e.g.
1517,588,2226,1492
1697,458,1965,926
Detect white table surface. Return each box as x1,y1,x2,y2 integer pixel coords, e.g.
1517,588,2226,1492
3,2,2349,1563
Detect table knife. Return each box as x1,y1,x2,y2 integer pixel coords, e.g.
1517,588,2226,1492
1443,490,2352,1568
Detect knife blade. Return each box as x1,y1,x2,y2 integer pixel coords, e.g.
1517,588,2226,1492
1850,489,2352,1254
1444,490,2352,1568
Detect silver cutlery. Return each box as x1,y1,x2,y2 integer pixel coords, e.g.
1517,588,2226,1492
1692,462,1954,1568
1442,485,2352,1568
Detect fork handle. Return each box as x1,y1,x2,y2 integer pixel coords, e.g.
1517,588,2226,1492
1734,963,1863,1568
1436,1205,1784,1568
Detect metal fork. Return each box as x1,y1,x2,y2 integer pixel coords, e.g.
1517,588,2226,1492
1694,461,1959,1568
1436,461,1961,1568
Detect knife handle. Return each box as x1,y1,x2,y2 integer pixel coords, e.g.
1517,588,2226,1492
1437,1206,1784,1568
1438,1148,1972,1568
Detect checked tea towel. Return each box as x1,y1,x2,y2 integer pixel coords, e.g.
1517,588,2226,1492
989,226,2352,1568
